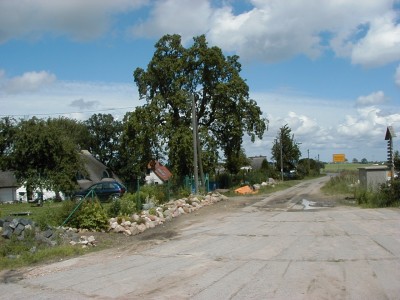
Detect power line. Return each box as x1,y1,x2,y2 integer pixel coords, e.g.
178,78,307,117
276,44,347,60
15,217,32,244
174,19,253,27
0,106,137,118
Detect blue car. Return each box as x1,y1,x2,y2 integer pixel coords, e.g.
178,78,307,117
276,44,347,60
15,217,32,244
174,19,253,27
74,181,127,202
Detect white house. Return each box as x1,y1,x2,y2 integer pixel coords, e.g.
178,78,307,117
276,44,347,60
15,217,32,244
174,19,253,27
145,160,172,185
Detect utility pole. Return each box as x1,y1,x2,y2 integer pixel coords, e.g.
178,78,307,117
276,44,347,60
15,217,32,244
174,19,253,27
191,94,199,194
280,132,283,182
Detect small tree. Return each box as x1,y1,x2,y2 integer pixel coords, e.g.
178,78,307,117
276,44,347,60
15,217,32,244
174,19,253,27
271,125,301,175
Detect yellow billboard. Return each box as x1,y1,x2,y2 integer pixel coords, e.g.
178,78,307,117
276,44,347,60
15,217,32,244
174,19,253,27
333,153,346,163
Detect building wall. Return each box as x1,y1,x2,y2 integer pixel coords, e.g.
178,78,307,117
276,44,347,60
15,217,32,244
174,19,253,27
359,168,388,190
0,187,17,203
145,171,163,185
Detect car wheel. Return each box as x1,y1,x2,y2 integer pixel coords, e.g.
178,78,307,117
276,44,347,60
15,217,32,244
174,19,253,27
111,194,120,201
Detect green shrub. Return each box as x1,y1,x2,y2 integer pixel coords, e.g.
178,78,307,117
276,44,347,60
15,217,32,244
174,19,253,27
354,179,400,208
321,171,358,195
107,193,140,217
76,200,108,231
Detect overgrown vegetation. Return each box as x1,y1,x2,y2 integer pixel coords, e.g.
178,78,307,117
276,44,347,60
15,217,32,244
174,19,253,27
322,171,400,207
0,226,87,271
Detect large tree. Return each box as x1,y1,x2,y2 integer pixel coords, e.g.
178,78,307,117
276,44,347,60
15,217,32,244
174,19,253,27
132,34,267,179
271,124,301,176
84,113,122,169
6,117,85,195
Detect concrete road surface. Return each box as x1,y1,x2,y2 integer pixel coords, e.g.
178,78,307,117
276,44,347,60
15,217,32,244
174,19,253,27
1,176,399,299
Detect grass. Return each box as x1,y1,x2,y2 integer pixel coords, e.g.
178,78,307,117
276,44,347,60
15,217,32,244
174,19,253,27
0,200,115,271
322,163,376,173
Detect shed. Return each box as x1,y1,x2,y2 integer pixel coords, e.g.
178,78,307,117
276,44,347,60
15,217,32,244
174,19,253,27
0,171,19,203
358,166,389,190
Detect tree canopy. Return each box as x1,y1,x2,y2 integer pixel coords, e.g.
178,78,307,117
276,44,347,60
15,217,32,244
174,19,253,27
132,34,267,179
3,117,85,194
271,124,301,174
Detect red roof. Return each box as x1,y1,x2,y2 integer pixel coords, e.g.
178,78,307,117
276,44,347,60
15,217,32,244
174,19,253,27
147,160,172,182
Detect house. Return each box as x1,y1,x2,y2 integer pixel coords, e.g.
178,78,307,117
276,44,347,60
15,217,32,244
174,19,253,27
240,156,268,172
77,150,122,190
0,171,19,203
0,150,122,202
0,171,58,203
145,160,172,185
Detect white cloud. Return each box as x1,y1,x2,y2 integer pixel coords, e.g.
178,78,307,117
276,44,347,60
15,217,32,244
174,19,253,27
3,71,56,94
129,0,399,67
351,13,400,67
356,91,386,107
244,90,400,161
131,0,213,41
395,64,400,87
0,0,147,42
0,79,140,120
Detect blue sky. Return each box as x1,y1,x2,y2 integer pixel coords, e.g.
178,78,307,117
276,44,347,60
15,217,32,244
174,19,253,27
0,0,399,163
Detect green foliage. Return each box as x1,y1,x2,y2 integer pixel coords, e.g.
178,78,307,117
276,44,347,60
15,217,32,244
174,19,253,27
321,171,358,195
132,34,267,179
271,124,301,174
3,117,84,195
356,179,400,207
76,200,109,231
107,192,142,217
84,114,122,169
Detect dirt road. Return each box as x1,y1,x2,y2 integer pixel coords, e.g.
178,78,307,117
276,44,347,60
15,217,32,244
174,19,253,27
1,175,399,299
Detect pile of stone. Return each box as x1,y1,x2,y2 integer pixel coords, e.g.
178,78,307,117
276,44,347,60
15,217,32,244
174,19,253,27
0,216,96,249
0,217,35,239
69,235,96,248
109,192,228,236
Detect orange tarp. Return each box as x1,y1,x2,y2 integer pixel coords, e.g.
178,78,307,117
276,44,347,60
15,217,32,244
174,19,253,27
234,185,257,195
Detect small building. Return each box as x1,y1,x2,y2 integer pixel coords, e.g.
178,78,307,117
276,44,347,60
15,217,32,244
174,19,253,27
145,160,172,185
0,171,19,203
358,166,390,190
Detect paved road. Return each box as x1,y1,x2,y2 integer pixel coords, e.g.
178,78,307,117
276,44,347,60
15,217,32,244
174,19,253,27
1,176,400,299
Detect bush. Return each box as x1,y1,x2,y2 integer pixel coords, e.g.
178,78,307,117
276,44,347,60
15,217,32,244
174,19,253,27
354,179,400,208
107,193,141,217
76,200,108,231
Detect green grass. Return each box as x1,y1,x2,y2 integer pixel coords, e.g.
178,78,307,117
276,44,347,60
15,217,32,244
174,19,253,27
322,163,376,173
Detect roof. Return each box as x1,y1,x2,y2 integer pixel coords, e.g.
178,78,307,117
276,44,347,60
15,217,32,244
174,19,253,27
147,160,172,182
248,156,267,170
358,166,389,171
385,126,396,140
78,150,122,189
0,171,18,188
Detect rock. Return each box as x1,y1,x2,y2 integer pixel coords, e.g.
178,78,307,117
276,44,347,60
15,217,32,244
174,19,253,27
1,228,12,239
137,224,147,233
13,223,25,235
43,229,53,238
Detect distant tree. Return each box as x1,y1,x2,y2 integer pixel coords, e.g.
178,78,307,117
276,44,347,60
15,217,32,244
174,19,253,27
394,150,400,171
118,107,160,184
297,158,323,177
0,117,18,170
271,124,301,175
361,158,368,164
352,158,359,163
133,34,267,180
6,117,85,196
85,114,122,169
261,158,270,171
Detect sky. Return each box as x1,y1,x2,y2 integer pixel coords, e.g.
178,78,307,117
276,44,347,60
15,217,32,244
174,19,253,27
0,0,399,163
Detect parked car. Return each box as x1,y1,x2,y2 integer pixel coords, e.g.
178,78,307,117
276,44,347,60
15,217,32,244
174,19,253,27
74,181,126,202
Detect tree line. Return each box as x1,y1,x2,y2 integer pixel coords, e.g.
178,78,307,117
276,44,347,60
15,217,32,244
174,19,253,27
1,34,327,196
